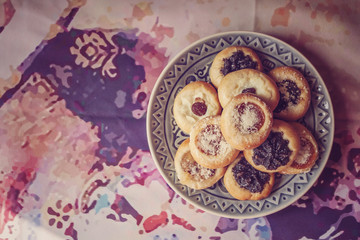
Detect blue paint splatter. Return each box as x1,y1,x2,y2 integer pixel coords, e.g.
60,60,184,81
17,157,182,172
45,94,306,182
95,194,110,214
256,224,271,239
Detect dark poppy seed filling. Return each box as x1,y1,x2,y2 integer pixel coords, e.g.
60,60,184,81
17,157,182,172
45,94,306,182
221,50,258,76
253,131,292,170
232,156,270,193
242,87,256,94
274,79,301,113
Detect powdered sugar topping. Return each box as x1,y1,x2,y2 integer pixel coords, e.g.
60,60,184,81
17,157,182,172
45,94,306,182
181,152,215,181
234,102,265,134
295,137,312,165
197,124,230,156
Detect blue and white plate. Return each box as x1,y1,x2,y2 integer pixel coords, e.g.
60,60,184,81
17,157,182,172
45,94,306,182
146,31,334,219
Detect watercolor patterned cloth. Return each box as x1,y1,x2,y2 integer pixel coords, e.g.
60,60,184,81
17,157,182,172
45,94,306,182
0,0,359,239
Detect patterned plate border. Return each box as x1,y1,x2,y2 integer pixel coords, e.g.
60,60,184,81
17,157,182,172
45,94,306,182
146,31,334,218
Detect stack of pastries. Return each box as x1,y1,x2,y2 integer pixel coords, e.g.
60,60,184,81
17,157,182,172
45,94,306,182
173,46,318,200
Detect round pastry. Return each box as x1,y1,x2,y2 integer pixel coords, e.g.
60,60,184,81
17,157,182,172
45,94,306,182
174,139,226,189
243,119,300,173
173,81,222,134
220,93,273,150
218,68,280,110
189,115,239,169
209,46,263,88
268,66,311,121
224,153,275,200
280,122,319,174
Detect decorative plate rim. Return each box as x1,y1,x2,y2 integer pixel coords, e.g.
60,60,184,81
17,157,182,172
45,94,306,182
146,31,334,219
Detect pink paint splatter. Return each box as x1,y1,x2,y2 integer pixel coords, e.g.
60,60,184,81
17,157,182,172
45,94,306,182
0,167,36,233
151,18,174,43
0,0,15,29
310,1,340,22
122,168,159,187
64,222,78,240
143,211,168,233
132,2,153,21
171,214,196,231
271,1,296,27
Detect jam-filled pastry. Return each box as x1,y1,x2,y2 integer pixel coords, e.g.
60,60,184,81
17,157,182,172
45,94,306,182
209,46,263,88
280,122,319,174
243,119,300,173
218,69,280,110
224,153,275,200
268,66,311,121
220,93,273,150
189,115,239,169
173,81,222,134
174,139,226,190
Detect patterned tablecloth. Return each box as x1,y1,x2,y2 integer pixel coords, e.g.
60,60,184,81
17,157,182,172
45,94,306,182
0,0,359,239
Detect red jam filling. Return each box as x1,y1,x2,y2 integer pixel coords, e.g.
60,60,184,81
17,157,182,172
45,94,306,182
191,98,207,116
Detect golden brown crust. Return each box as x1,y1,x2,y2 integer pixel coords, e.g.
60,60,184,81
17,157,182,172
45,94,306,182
220,93,273,150
209,46,263,88
218,69,280,111
280,122,319,174
223,153,275,200
189,116,239,169
268,66,311,121
243,119,300,173
174,139,226,189
173,81,221,134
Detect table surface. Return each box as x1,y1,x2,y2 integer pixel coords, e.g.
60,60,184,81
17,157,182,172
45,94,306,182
0,0,359,239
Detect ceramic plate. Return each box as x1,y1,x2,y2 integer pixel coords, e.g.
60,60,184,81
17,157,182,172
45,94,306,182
146,31,334,219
